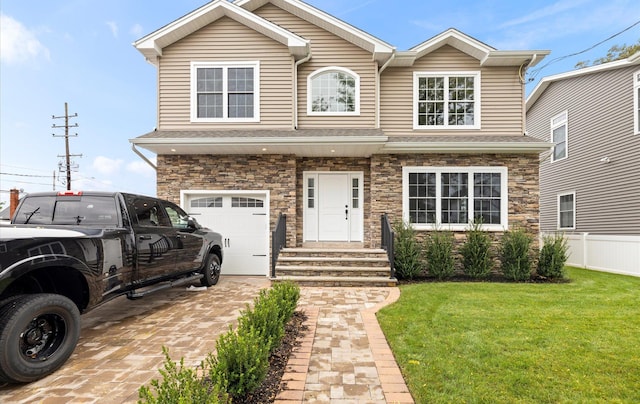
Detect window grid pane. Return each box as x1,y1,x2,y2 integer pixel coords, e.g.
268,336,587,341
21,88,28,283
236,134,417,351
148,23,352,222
441,173,468,224
308,178,315,209
352,178,359,209
473,173,501,224
408,172,436,224
190,197,222,208
559,194,574,228
196,66,254,119
311,71,356,113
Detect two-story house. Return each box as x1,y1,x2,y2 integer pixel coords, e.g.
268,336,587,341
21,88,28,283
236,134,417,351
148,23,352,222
526,52,640,277
130,0,551,280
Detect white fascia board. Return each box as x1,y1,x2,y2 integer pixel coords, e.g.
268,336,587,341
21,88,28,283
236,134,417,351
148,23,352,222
382,141,553,154
481,50,550,67
411,29,494,61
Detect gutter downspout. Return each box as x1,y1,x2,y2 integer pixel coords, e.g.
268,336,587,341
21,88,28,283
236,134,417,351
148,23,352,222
294,47,312,130
131,143,157,171
376,52,395,128
521,53,539,136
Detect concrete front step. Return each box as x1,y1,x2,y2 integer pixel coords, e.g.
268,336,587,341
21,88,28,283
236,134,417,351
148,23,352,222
276,265,390,278
272,275,397,287
273,247,395,287
277,256,390,267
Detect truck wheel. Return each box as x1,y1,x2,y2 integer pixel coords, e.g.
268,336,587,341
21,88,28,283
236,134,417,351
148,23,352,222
0,294,80,383
201,254,221,286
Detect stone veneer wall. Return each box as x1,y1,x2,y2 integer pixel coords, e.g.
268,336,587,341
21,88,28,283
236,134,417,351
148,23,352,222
370,153,541,253
157,154,298,246
157,153,540,258
296,157,371,247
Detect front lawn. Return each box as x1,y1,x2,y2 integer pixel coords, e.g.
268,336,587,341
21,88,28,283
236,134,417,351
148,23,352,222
377,267,640,403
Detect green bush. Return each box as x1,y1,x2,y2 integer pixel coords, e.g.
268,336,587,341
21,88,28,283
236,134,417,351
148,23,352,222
537,233,568,279
138,347,229,404
500,228,533,281
207,326,269,399
141,282,300,402
424,231,455,280
460,220,493,279
393,220,424,280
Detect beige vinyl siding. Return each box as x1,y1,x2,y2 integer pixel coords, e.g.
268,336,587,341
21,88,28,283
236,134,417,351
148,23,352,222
158,16,294,130
527,66,640,235
255,3,378,128
380,45,524,137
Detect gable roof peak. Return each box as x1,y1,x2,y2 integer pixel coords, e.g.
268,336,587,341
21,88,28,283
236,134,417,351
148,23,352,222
133,0,309,65
235,0,395,64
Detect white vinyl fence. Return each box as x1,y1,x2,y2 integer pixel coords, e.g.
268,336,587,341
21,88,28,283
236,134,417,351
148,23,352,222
555,233,640,277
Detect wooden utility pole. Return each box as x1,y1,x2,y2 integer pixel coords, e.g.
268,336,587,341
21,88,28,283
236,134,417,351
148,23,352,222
52,102,82,190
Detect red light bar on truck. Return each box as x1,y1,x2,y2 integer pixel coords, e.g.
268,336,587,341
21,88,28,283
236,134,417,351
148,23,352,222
57,191,83,196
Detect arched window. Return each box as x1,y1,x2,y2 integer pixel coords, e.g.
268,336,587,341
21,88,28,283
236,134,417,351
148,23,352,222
307,67,359,115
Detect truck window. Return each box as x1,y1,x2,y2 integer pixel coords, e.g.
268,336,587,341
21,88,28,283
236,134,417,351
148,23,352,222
13,196,56,224
133,198,171,227
163,203,190,229
53,196,119,225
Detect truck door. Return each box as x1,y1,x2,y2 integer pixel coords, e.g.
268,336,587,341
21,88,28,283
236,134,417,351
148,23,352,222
162,202,206,272
130,196,181,283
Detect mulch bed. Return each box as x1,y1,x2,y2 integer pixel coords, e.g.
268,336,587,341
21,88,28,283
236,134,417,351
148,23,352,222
238,311,308,403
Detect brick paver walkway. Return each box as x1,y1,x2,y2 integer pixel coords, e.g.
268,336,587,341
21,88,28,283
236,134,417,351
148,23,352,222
0,279,413,403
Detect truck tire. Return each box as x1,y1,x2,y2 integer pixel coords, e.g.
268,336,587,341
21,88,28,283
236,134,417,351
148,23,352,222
201,254,221,287
0,294,81,383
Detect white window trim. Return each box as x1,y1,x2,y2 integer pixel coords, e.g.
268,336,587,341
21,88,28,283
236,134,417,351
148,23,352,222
413,71,481,130
557,191,576,230
550,110,568,162
307,66,360,116
402,166,508,232
634,70,640,135
190,61,260,123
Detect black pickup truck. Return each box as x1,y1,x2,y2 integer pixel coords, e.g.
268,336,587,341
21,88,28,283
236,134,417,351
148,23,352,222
0,191,223,383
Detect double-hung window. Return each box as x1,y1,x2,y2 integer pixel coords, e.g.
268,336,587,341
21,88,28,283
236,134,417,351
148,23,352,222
191,61,259,122
551,111,568,161
557,192,575,230
308,67,359,115
414,71,480,129
403,166,508,231
634,70,640,135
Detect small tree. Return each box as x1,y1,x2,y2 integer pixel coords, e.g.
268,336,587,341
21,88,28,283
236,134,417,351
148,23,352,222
500,228,533,281
460,219,493,279
537,233,568,279
424,231,455,280
393,220,424,280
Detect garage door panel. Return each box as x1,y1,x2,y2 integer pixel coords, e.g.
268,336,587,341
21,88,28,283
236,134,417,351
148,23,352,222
185,194,268,276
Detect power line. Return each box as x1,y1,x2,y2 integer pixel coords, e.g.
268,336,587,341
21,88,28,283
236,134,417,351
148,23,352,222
528,18,640,82
0,172,51,178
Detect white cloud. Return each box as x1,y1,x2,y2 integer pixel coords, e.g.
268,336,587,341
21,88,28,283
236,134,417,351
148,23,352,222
126,159,156,177
106,21,118,38
0,13,50,65
130,23,143,38
92,156,123,175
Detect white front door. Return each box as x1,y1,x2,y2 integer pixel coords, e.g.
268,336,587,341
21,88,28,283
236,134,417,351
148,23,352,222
304,172,363,242
183,192,269,276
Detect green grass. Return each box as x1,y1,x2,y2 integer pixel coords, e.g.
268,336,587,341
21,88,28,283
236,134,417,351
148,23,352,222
377,267,640,403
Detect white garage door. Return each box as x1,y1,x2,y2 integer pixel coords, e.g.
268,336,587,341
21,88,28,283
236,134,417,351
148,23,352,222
185,193,269,276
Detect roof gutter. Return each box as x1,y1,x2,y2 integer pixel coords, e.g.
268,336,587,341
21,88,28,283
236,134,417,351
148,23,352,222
382,141,553,154
131,143,157,171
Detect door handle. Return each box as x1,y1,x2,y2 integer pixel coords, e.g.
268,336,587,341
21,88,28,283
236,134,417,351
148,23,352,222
345,204,348,220
139,235,151,240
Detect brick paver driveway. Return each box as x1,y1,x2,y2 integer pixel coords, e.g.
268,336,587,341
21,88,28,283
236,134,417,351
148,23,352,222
0,276,270,403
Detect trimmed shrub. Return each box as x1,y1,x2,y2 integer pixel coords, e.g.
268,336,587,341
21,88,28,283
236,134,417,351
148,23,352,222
393,220,424,280
424,231,455,280
500,228,533,281
207,326,269,400
460,220,493,279
138,347,229,404
537,233,568,279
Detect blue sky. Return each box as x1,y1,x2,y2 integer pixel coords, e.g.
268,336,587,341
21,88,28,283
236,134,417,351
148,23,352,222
1,0,639,205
